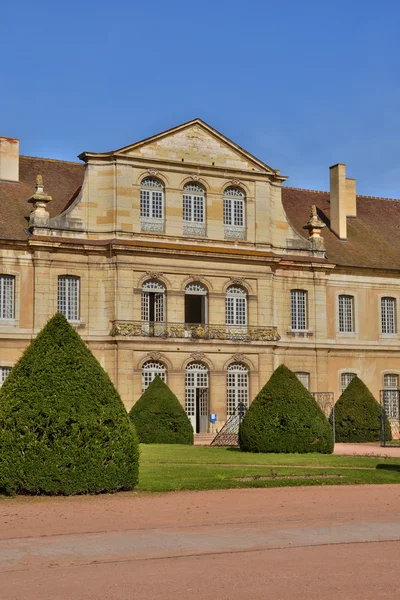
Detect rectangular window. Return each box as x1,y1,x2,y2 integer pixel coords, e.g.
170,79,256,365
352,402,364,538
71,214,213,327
58,276,80,322
341,372,356,393
0,366,11,386
295,372,310,390
223,198,244,227
0,275,14,320
381,297,396,334
290,290,307,331
338,295,354,333
140,190,163,219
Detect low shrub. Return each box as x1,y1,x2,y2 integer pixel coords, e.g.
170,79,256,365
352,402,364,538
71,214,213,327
130,377,193,444
239,364,334,453
334,376,391,442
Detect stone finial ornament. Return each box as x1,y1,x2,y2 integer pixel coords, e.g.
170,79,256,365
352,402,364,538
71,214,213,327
304,205,326,251
28,174,52,229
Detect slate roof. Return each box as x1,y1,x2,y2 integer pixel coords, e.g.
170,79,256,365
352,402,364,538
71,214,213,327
281,187,400,270
0,154,399,271
0,156,84,240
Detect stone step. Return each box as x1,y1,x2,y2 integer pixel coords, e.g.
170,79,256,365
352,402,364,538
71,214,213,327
193,433,215,446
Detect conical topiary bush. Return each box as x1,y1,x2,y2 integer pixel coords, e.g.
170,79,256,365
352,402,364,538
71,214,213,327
0,313,139,495
130,376,193,444
239,365,334,453
334,376,391,442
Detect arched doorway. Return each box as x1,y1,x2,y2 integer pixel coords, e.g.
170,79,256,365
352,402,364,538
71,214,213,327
185,362,209,433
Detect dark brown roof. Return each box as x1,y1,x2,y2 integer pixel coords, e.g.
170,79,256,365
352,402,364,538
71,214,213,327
0,156,84,240
282,187,400,270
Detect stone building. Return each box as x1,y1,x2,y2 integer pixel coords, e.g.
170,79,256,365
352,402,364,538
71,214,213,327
0,119,400,433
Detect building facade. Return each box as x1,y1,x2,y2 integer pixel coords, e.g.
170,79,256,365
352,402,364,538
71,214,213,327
0,119,400,432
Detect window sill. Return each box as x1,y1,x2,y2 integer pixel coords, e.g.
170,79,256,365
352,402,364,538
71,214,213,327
68,320,85,329
140,217,165,233
0,319,18,327
287,329,314,338
224,225,246,240
183,222,206,237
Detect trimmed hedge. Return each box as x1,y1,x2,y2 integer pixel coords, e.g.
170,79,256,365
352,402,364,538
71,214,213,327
334,376,391,442
239,365,334,453
130,376,193,444
0,313,139,495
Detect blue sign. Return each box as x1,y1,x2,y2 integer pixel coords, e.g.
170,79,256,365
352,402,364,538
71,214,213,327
210,413,217,423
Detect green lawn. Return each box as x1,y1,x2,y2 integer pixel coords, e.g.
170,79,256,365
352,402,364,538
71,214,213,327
137,444,400,492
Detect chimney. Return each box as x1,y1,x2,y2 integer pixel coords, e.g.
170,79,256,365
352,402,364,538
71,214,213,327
0,137,19,183
329,163,356,240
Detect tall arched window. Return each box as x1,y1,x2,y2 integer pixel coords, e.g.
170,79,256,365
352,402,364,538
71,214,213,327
227,363,249,417
58,275,80,322
185,282,208,325
141,280,166,335
383,374,399,419
140,177,165,232
0,275,15,320
223,186,246,240
183,183,206,236
141,361,166,391
226,285,247,326
185,362,209,433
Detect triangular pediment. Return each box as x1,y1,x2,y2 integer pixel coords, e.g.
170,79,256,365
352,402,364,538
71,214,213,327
112,119,277,174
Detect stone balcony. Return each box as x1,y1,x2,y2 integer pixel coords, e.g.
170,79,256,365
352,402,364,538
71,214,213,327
111,321,280,342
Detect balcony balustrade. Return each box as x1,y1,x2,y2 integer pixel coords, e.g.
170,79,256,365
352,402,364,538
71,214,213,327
111,321,280,342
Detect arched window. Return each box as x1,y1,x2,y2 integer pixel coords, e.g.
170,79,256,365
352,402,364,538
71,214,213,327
383,374,399,419
226,285,247,326
141,280,166,324
227,363,249,417
341,372,356,393
295,371,310,391
142,361,166,392
381,297,396,334
140,177,164,232
290,290,307,331
58,275,80,322
185,362,209,433
0,275,15,320
185,282,208,325
183,183,206,236
223,187,246,239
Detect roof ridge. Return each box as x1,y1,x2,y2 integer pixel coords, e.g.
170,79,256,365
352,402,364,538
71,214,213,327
284,186,329,194
20,155,83,166
284,186,399,202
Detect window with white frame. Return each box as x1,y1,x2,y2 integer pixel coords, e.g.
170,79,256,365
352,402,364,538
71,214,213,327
183,183,205,223
223,187,245,226
0,366,11,386
338,295,355,333
225,285,247,326
58,276,80,321
142,361,166,391
381,297,396,334
290,290,307,331
0,275,15,320
295,372,310,390
227,363,249,417
383,373,399,419
341,372,356,393
141,280,166,322
140,177,164,229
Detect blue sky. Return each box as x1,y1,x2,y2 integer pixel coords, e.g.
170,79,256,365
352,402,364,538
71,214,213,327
1,0,400,197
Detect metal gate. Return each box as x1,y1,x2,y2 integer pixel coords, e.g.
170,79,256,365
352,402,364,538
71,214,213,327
211,401,248,446
380,390,400,447
312,392,335,443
